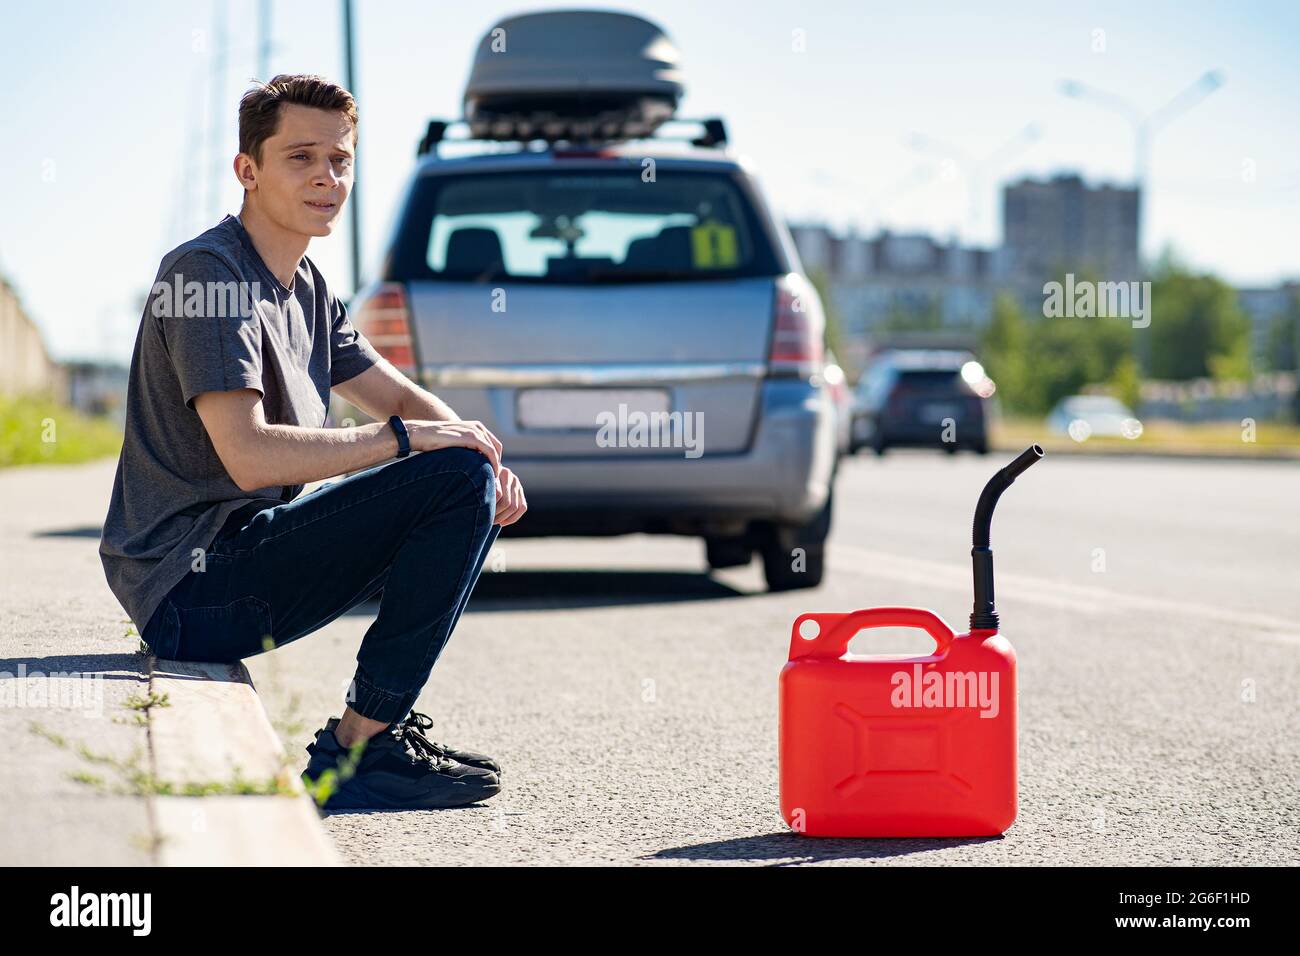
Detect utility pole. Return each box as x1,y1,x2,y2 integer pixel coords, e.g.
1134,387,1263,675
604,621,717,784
342,0,361,294
206,0,228,224
257,0,272,79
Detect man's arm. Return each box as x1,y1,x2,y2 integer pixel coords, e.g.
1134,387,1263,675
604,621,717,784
329,361,529,527
330,358,527,528
332,357,458,422
194,388,502,493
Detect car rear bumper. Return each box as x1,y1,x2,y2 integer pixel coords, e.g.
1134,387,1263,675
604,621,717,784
501,380,836,537
882,425,987,444
852,412,987,448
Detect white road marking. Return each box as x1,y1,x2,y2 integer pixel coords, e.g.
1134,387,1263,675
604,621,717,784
831,543,1300,646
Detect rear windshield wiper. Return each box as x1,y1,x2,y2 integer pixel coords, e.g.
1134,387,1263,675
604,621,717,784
584,268,712,283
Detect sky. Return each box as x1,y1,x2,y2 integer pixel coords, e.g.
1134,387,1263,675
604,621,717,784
3,0,1298,362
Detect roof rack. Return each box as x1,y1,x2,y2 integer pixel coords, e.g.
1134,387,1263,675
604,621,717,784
416,116,729,158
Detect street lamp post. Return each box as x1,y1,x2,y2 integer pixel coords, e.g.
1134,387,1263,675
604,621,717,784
1059,70,1224,252
907,122,1042,243
1059,70,1223,375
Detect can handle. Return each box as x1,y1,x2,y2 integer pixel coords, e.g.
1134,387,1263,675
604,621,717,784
788,606,956,661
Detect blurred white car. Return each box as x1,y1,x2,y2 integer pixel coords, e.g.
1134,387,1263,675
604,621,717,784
1046,395,1143,441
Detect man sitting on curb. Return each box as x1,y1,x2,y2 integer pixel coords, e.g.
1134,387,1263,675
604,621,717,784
99,74,527,810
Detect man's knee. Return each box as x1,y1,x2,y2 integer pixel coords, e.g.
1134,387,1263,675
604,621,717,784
407,447,496,507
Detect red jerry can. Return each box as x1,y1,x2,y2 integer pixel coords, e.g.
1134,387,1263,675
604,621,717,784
778,445,1043,838
779,607,1015,837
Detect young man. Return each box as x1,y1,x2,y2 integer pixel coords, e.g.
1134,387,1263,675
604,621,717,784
99,74,526,810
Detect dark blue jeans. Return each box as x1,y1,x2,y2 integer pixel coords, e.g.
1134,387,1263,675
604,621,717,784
141,447,500,724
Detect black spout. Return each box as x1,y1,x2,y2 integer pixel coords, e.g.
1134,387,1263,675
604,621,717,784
970,444,1044,631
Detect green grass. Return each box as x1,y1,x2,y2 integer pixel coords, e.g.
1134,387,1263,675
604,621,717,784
995,415,1300,457
0,394,121,467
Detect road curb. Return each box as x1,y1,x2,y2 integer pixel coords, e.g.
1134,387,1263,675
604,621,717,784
147,658,339,866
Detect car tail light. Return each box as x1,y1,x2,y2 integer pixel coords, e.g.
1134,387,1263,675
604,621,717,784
351,282,416,376
768,275,824,378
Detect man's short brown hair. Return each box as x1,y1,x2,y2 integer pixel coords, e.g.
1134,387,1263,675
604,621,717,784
238,74,358,164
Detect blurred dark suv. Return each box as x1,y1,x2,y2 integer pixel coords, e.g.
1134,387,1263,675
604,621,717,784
849,350,990,455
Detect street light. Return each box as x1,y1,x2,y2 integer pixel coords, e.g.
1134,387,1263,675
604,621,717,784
809,162,937,235
1060,70,1222,371
1059,70,1224,186
906,122,1042,242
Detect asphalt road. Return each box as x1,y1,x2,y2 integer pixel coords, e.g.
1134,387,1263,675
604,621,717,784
242,450,1300,866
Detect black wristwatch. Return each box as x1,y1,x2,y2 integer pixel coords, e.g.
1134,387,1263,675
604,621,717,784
387,415,411,459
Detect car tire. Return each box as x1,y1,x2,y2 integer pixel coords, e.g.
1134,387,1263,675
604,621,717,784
705,536,752,570
763,544,825,591
760,491,832,592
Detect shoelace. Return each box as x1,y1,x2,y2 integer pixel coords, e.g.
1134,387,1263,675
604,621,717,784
394,711,454,765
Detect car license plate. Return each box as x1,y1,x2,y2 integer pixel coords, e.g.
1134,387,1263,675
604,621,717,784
920,403,959,423
516,388,671,430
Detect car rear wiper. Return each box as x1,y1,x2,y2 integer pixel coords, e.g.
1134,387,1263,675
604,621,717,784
584,268,708,283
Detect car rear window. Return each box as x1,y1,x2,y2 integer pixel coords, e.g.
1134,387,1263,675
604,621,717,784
387,168,783,284
896,370,963,391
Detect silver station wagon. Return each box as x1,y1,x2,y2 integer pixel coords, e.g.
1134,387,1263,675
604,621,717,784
348,12,837,590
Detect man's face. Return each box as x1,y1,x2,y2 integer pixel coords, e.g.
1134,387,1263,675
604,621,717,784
241,104,355,237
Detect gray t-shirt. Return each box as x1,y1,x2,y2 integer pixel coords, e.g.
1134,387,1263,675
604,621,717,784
100,214,381,630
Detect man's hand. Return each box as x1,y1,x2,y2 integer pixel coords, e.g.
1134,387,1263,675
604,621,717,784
407,419,503,474
194,385,526,523
407,420,525,526
494,466,527,527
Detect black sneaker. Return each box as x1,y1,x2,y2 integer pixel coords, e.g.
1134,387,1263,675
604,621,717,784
302,720,500,810
392,710,503,776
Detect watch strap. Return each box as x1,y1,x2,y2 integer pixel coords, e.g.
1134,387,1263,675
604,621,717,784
387,415,411,459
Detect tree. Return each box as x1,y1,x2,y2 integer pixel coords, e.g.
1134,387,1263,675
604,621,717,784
1109,354,1143,411
1146,259,1251,381
877,296,945,333
980,292,1031,411
980,285,1136,415
1264,292,1300,372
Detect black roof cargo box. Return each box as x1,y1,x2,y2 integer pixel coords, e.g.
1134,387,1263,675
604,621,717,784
463,10,685,143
